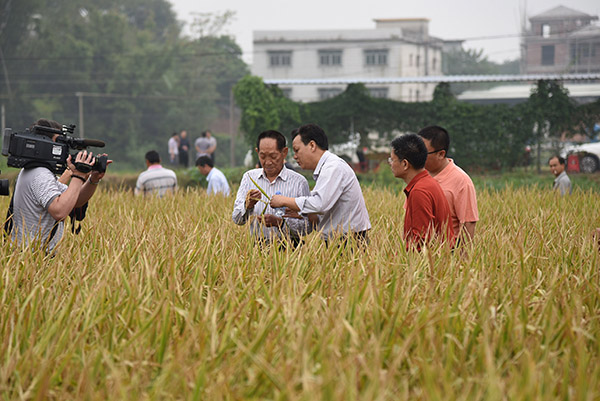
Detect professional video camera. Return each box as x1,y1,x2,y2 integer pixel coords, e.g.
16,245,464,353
2,124,107,175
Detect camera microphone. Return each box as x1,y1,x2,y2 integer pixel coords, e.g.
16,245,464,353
80,139,106,148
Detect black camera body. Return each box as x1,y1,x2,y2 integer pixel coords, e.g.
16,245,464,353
2,124,107,175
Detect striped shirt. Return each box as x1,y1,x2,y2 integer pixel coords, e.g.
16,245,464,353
295,151,371,240
232,166,312,241
206,167,230,196
135,164,177,197
11,167,68,252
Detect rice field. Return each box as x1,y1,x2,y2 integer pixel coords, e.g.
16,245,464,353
0,185,599,400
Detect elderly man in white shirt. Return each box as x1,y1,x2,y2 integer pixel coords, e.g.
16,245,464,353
232,130,313,246
196,155,230,196
270,124,371,245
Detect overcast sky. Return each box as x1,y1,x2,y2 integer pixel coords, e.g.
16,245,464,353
169,0,599,65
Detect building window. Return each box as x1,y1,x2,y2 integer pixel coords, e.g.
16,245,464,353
281,88,292,98
319,50,342,66
432,57,437,71
541,45,555,65
269,51,292,67
581,43,591,58
318,88,343,100
416,55,420,67
542,24,551,38
365,49,388,66
415,90,420,101
368,87,388,98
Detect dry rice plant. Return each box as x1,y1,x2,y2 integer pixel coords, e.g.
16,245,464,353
0,185,598,400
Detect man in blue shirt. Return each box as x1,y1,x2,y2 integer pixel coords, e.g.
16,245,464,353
196,155,230,196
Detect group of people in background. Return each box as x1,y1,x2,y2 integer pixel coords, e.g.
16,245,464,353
136,128,229,198
167,129,217,168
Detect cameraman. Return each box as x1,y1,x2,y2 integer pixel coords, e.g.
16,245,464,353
10,119,108,252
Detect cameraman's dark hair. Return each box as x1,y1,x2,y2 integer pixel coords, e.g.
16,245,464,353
418,125,449,153
549,155,566,165
145,150,161,164
31,118,61,130
196,155,214,168
171,132,178,137
256,130,286,151
293,124,328,150
391,134,428,170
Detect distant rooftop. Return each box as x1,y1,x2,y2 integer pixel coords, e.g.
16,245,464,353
570,23,600,38
530,5,597,21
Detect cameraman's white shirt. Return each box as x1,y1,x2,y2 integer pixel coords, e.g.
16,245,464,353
12,167,67,251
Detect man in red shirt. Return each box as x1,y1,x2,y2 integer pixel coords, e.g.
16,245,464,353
390,134,454,250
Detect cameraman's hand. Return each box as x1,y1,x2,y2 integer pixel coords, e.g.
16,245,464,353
68,151,94,179
90,153,112,183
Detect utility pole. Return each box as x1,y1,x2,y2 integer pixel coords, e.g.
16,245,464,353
1,103,5,134
76,92,84,138
229,87,235,167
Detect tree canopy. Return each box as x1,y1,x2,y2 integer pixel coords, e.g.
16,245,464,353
0,0,248,169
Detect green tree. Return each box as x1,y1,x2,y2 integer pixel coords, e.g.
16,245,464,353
0,2,248,169
526,80,576,173
234,75,280,145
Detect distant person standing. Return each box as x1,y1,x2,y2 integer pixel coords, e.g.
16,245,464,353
549,155,572,195
196,156,230,196
135,151,177,197
168,132,179,166
195,130,217,163
178,129,190,168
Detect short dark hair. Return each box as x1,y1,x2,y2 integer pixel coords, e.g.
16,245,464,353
391,134,428,170
417,125,449,153
171,132,178,137
256,130,286,151
196,155,214,168
31,118,61,130
549,155,566,165
292,124,329,150
145,150,161,164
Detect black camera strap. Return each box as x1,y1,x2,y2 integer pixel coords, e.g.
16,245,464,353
4,193,14,236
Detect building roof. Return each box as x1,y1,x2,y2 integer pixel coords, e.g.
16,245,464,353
457,83,600,104
530,5,596,21
569,24,600,38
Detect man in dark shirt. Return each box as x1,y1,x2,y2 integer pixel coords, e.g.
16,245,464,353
389,134,454,250
178,130,190,168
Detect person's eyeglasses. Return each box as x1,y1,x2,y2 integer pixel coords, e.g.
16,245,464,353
427,149,445,155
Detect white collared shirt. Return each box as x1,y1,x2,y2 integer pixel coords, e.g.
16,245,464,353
232,166,312,240
295,151,371,239
206,167,230,196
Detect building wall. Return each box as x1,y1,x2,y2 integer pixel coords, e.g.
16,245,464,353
523,10,600,74
252,29,442,103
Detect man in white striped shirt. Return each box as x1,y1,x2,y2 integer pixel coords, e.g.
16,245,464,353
135,150,177,197
270,124,371,244
232,130,313,245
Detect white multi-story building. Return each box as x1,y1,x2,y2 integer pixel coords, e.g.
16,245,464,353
252,19,444,103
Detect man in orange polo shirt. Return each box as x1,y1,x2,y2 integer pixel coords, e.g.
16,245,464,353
390,134,454,250
418,126,479,244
